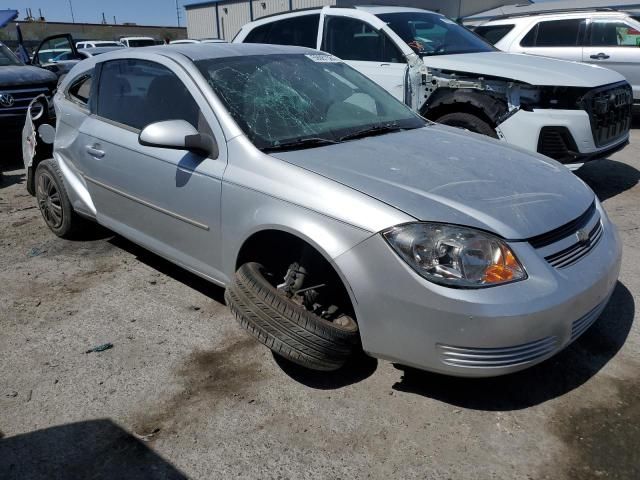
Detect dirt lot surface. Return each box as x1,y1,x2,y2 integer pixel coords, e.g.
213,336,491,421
1,128,639,479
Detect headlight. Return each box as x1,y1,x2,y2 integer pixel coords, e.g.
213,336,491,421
383,223,527,288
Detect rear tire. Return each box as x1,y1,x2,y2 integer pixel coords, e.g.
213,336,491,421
35,159,87,239
436,112,498,138
225,262,358,371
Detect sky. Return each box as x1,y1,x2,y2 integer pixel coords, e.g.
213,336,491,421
1,0,190,26
2,0,557,27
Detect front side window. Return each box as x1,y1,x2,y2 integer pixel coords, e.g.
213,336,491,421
591,20,640,47
68,71,93,105
245,14,320,48
377,12,494,56
196,54,424,151
474,24,515,45
322,16,404,63
521,19,585,47
96,59,201,131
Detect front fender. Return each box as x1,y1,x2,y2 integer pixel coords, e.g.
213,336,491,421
220,180,375,282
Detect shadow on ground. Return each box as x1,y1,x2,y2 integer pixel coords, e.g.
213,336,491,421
391,281,634,411
273,352,378,389
0,171,25,189
109,235,226,304
577,158,640,202
0,419,187,480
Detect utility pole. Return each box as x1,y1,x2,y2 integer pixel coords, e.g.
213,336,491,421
175,0,181,27
101,12,107,24
68,0,75,23
113,15,117,25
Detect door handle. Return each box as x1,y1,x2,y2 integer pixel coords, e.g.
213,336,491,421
380,63,392,67
86,146,105,159
590,53,610,60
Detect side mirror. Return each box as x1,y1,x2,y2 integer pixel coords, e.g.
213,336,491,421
139,120,218,158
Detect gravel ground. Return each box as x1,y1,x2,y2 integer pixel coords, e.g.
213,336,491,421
1,128,639,479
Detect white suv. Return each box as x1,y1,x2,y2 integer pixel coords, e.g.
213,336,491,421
235,6,633,169
475,10,640,106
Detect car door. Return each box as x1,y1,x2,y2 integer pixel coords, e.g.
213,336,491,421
584,17,640,102
79,55,228,281
320,11,408,103
519,18,586,62
32,34,82,76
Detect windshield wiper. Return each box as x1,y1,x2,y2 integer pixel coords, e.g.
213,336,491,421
262,137,339,153
339,123,404,142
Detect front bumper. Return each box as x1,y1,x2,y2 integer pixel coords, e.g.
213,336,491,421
497,108,629,169
335,204,622,377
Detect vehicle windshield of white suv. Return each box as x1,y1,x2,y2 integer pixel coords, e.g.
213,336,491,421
377,12,494,56
0,44,23,66
196,53,425,151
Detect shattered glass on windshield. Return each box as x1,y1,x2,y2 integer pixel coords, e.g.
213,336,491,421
196,54,424,151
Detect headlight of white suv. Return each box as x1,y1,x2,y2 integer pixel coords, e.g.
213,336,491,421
383,223,527,288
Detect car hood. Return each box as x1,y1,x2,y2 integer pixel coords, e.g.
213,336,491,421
270,125,595,240
424,51,625,87
0,65,57,87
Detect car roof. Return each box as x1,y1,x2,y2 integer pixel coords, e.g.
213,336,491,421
153,42,318,60
83,42,318,63
481,10,629,25
354,6,437,15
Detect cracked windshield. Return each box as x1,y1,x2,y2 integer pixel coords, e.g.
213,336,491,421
196,53,425,152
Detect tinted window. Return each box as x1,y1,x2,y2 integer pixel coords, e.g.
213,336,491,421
474,24,515,44
591,20,640,46
126,39,156,47
522,19,584,47
377,12,494,56
196,54,424,151
0,44,21,66
245,14,320,48
322,16,403,63
97,59,200,131
68,72,93,105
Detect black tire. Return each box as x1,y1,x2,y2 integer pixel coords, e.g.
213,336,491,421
436,112,498,139
35,159,86,239
225,262,359,371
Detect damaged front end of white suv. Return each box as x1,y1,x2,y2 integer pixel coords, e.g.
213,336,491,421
419,54,633,170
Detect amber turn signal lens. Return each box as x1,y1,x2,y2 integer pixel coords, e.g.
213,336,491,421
483,265,515,283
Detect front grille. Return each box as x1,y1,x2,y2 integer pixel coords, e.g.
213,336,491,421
583,82,632,147
0,86,50,117
437,336,558,368
537,126,579,163
544,220,603,269
570,300,608,343
528,202,596,249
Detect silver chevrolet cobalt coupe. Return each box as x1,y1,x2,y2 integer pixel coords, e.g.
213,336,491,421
26,44,621,377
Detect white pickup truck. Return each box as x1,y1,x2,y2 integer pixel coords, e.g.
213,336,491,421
234,6,633,169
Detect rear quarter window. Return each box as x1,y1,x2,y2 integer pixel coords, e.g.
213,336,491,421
244,14,320,48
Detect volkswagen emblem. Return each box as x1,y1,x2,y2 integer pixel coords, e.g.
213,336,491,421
0,93,15,108
576,228,590,246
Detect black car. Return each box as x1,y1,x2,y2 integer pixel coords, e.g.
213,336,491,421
0,40,57,153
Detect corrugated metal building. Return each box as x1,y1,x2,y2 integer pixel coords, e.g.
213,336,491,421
185,0,335,41
185,0,526,41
